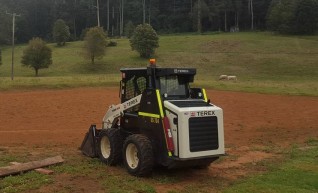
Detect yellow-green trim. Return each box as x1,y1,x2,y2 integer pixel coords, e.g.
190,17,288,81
156,90,164,117
156,89,172,157
138,112,160,118
202,88,208,102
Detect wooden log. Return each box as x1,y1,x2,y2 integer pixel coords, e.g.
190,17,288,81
0,156,63,177
9,162,54,175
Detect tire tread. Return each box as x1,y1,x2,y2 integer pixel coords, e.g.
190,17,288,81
98,128,123,165
124,134,154,177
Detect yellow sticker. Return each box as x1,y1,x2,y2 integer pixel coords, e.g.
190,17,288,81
150,117,160,124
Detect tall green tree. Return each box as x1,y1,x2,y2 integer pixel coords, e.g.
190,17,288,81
21,38,52,76
233,0,243,29
83,27,108,64
0,4,11,44
53,19,71,46
0,49,2,66
267,0,297,34
267,0,318,34
124,21,135,38
294,0,318,34
248,0,254,30
0,0,297,39
130,24,159,58
192,0,209,32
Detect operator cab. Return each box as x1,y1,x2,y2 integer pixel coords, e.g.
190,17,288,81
120,61,201,103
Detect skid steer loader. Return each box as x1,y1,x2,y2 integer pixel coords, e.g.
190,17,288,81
80,59,225,176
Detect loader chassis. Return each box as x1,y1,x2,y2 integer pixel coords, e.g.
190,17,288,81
81,64,225,176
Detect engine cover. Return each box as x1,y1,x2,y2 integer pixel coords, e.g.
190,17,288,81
164,100,225,159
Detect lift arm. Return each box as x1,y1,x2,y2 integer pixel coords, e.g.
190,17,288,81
102,94,142,129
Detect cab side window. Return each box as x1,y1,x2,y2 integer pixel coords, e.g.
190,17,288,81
124,76,147,112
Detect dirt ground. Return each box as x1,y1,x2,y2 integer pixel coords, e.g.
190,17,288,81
0,88,317,192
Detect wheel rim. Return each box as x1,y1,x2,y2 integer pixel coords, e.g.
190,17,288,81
126,143,139,169
100,136,111,158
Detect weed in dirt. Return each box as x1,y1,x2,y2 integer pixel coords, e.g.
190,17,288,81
167,191,178,193
151,174,179,184
289,144,301,159
228,154,240,162
151,168,182,184
250,145,283,154
0,155,17,167
0,171,52,193
0,147,9,152
305,138,318,146
53,156,104,175
101,174,156,193
213,155,226,164
179,183,221,193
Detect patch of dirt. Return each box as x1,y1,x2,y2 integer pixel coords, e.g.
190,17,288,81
214,147,273,169
200,40,242,52
0,88,317,192
209,146,275,181
32,174,104,193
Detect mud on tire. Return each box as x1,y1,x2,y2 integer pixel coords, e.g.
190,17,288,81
97,128,123,165
123,134,154,177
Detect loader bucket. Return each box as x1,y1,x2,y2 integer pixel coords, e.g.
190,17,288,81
80,125,99,158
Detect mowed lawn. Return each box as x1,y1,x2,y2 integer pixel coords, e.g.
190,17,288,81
0,32,317,95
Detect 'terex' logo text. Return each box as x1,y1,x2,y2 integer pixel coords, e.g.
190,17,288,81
191,111,215,117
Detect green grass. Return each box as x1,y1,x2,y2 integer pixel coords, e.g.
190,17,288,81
0,75,120,90
1,32,318,95
223,145,318,193
0,171,52,193
1,141,317,193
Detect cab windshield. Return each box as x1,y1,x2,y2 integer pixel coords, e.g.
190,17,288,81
159,75,189,99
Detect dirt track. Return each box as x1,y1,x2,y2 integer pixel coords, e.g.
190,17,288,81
0,88,317,147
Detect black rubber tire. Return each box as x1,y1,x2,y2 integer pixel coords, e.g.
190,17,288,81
97,128,123,165
123,134,154,177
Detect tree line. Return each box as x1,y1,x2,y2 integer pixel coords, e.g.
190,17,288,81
10,24,159,76
0,0,317,45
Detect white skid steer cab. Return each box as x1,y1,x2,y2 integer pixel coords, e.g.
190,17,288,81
80,59,225,176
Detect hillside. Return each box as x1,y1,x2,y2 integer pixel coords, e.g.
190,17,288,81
0,32,317,95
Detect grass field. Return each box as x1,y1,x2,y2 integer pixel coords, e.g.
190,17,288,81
0,32,317,95
1,141,317,193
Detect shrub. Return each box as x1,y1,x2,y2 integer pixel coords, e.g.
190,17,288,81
0,49,2,65
21,37,52,76
107,40,117,47
53,19,70,46
130,24,159,58
124,21,135,38
83,27,108,64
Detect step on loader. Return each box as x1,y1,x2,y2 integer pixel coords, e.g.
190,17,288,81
80,59,225,176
